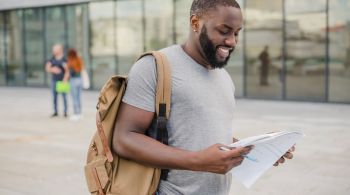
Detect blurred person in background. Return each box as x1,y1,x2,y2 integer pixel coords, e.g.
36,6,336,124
45,44,69,118
67,48,84,120
259,45,270,86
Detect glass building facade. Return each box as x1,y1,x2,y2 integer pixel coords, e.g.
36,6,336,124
0,0,349,103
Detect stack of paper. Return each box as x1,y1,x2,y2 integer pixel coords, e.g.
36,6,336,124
228,131,304,188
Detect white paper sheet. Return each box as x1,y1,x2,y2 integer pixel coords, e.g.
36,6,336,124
228,131,304,188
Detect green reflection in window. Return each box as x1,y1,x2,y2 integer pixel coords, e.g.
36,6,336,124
0,13,5,85
6,11,24,86
24,8,45,86
145,0,173,50
115,0,143,75
89,1,116,89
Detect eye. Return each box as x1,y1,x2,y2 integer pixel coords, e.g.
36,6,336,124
219,30,229,35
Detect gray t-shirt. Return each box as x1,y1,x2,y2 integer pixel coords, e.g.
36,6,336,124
123,45,236,195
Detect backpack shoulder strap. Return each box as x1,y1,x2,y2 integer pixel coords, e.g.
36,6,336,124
138,51,171,119
139,51,172,180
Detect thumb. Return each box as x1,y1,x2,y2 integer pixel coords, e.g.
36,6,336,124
228,146,252,158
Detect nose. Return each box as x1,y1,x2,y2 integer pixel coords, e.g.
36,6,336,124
225,35,237,48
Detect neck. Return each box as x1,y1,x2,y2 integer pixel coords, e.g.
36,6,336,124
55,54,63,60
182,40,213,70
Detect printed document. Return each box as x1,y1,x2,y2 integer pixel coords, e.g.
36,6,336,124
228,131,304,188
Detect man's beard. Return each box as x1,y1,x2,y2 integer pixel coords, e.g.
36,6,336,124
199,25,234,69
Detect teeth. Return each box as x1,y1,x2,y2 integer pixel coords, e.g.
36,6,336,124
219,47,229,53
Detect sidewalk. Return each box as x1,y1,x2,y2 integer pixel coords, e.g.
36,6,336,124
0,87,349,195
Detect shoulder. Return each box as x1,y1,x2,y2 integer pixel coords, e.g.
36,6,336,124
48,57,54,63
159,45,183,58
129,55,156,77
123,54,158,112
127,54,158,89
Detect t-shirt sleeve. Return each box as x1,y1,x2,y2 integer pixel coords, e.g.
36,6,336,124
122,55,157,112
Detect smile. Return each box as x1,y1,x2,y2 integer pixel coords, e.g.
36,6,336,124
217,46,232,58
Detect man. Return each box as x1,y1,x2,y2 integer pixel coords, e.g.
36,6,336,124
112,0,294,194
259,45,270,86
45,44,69,117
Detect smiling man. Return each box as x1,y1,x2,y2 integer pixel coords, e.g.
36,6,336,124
112,0,293,195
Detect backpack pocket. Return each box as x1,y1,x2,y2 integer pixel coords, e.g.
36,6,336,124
85,156,112,194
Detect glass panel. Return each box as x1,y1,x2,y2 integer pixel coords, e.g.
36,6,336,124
6,11,24,86
174,0,192,44
67,5,85,56
116,0,143,75
145,0,173,51
66,5,89,77
24,8,45,86
89,1,115,89
45,6,66,86
225,0,244,97
245,0,283,99
285,0,326,101
45,6,65,56
0,13,5,85
329,0,350,103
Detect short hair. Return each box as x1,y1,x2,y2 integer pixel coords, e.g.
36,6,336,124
190,0,241,17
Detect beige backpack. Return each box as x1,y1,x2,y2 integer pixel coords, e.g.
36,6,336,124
84,51,171,195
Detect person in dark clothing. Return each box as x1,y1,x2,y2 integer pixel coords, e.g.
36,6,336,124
45,44,70,117
259,45,270,86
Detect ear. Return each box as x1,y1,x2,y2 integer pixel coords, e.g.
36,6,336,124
190,14,200,33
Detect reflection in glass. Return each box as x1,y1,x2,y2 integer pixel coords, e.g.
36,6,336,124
67,5,84,54
245,0,283,99
0,13,5,85
24,8,45,86
174,0,192,44
6,11,24,86
329,0,350,102
224,0,244,98
285,0,326,101
89,1,115,89
45,7,66,87
116,0,143,75
145,0,173,51
45,7,65,57
66,5,89,79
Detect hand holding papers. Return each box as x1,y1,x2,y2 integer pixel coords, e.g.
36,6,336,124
224,131,304,188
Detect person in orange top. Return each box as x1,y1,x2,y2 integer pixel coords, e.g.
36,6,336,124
67,48,84,120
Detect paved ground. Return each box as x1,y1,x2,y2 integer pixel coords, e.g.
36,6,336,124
0,87,349,195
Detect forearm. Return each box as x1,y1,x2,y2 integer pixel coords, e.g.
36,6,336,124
63,72,69,82
45,63,52,73
63,65,69,81
114,131,198,171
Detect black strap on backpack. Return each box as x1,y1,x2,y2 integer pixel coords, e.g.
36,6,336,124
156,103,169,180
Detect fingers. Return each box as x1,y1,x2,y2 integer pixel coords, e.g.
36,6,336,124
273,157,284,166
283,151,293,159
275,145,296,167
226,146,252,158
230,156,244,168
288,145,296,153
278,157,285,164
